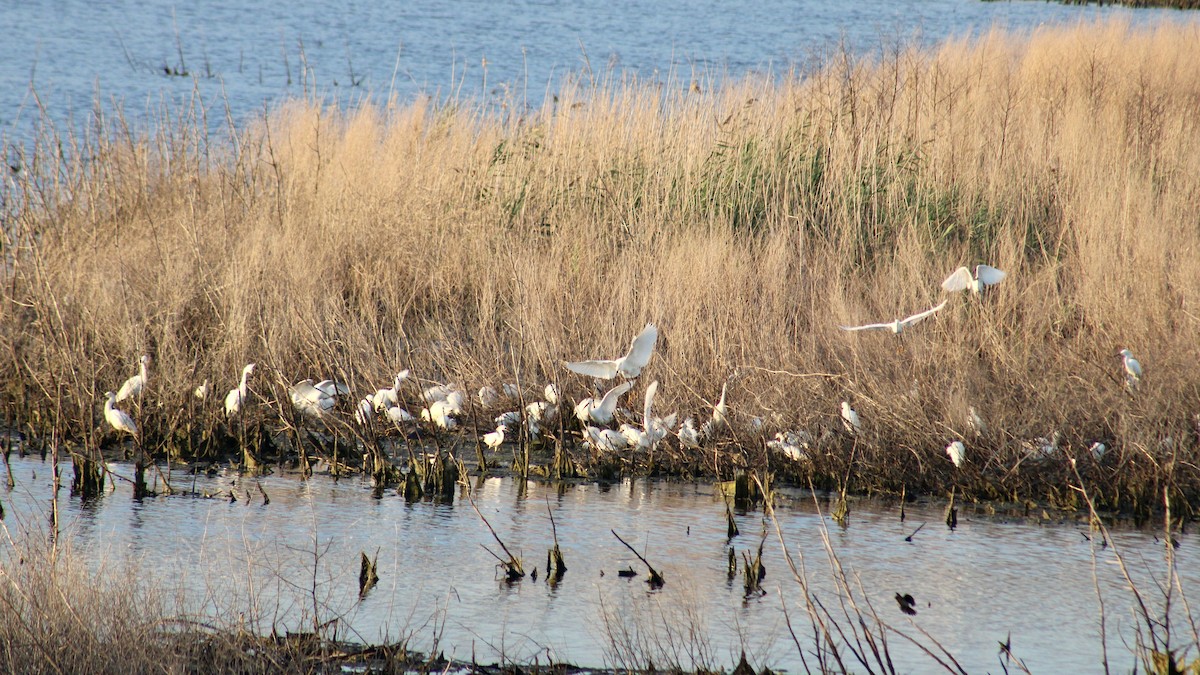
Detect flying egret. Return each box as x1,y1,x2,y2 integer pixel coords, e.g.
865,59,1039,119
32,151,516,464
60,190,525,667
115,355,150,402
840,401,861,434
839,301,948,334
565,323,658,380
941,264,1006,294
224,363,256,418
483,425,507,450
103,391,138,439
1119,349,1142,388
573,380,635,425
945,441,966,468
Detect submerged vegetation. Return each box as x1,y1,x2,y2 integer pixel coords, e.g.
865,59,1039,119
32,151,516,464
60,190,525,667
4,19,1200,517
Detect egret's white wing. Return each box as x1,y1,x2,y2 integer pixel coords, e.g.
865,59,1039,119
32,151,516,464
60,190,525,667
618,323,658,377
941,266,974,293
838,322,894,332
899,300,948,327
115,374,143,402
314,380,350,397
642,380,658,431
291,380,322,404
974,264,1006,287
565,359,620,379
594,380,635,420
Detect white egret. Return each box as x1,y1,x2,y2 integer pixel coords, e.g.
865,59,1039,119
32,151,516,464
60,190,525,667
290,379,338,418
699,383,729,441
839,301,948,334
941,264,1006,294
372,372,409,411
478,386,500,409
966,406,986,438
115,355,150,402
840,401,861,434
502,383,521,399
1119,349,1142,387
383,404,415,425
354,397,375,426
314,379,351,398
1089,442,1108,461
421,383,456,403
768,431,811,462
544,383,560,405
565,323,658,380
483,425,507,450
525,400,557,425
573,380,634,425
224,363,256,418
585,426,628,452
194,379,210,400
677,418,701,449
945,441,966,468
494,411,520,427
422,399,459,430
103,391,138,439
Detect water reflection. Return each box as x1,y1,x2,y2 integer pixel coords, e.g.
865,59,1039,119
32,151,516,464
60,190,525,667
0,455,1194,672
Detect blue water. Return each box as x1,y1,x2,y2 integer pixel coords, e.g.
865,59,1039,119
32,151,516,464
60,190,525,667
1,455,1195,672
1,0,1194,146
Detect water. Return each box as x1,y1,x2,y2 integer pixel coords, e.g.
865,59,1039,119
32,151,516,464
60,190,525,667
1,455,1195,672
1,0,1195,147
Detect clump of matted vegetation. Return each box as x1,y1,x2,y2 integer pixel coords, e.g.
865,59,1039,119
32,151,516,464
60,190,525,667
3,18,1200,514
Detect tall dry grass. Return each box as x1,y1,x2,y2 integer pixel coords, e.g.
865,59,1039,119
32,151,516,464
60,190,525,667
4,19,1200,509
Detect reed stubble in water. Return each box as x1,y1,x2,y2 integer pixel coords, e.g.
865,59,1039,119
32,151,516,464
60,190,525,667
3,19,1200,512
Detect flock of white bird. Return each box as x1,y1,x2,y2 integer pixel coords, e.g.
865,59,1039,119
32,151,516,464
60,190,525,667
98,262,1146,474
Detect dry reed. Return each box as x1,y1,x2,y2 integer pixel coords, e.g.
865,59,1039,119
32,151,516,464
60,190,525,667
3,19,1200,512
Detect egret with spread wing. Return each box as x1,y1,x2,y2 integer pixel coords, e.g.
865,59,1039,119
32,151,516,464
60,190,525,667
839,301,948,334
566,323,658,379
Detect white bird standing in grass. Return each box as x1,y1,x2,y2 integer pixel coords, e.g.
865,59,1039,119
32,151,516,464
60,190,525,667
103,391,138,439
478,386,500,409
1119,348,1143,388
565,323,658,380
677,418,701,448
194,379,210,400
544,383,560,405
840,401,861,434
383,403,415,426
700,382,729,441
354,397,375,426
483,425,507,450
372,371,409,411
573,380,635,425
839,300,948,334
945,441,966,468
116,355,150,402
941,264,1007,294
224,363,256,417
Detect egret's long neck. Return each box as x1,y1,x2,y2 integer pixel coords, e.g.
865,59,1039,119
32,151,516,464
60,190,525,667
239,370,250,395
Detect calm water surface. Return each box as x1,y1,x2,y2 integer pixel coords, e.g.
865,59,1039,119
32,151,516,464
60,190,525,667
1,455,1195,672
2,0,1196,145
